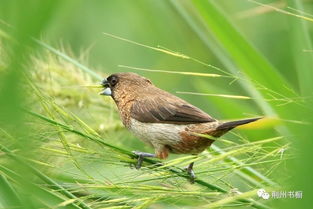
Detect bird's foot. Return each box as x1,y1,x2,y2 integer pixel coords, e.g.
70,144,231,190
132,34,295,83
132,151,156,169
184,162,196,184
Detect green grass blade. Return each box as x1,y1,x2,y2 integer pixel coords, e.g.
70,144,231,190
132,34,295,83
25,110,271,209
190,0,292,96
0,143,91,209
118,64,224,78
0,165,81,209
211,144,277,187
286,0,313,95
0,175,22,209
169,0,280,118
34,39,102,80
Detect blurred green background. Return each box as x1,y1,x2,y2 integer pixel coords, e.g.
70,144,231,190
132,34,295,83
0,0,312,208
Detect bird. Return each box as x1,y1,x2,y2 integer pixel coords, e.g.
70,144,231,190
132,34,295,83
100,72,261,182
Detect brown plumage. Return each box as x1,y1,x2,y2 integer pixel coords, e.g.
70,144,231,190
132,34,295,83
100,72,261,178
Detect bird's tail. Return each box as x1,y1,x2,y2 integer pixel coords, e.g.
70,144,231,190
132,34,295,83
209,117,262,137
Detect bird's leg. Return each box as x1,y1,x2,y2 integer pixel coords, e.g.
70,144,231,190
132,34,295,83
132,151,156,169
185,162,196,183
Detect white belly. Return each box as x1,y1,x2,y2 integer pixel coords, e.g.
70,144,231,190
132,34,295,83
128,118,188,147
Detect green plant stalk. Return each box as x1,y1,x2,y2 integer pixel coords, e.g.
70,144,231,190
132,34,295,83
33,39,102,80
26,110,271,209
286,0,313,95
0,175,22,208
172,0,295,123
211,144,277,187
26,76,96,180
0,165,81,209
190,0,291,95
0,143,92,209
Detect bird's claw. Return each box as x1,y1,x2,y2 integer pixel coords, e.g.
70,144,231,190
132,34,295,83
186,169,196,184
132,151,155,169
184,162,196,184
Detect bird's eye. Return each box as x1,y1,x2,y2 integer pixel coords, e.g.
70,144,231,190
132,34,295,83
110,76,118,86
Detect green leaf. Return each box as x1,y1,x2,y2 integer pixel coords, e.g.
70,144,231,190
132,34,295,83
0,175,21,209
286,0,313,96
190,0,292,96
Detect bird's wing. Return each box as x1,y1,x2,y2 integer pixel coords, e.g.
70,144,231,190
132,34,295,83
130,93,216,124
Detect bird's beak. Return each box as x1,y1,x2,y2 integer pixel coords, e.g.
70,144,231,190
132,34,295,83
99,79,112,96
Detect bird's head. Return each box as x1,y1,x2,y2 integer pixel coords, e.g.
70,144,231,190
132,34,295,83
100,72,152,100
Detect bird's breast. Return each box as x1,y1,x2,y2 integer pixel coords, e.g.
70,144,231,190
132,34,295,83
128,118,217,154
128,118,186,147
